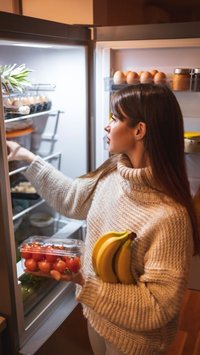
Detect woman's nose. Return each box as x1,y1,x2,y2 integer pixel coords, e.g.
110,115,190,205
104,122,110,132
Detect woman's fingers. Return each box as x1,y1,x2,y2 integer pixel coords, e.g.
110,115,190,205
6,140,21,161
6,140,36,164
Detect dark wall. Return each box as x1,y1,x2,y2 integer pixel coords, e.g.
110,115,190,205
93,0,200,26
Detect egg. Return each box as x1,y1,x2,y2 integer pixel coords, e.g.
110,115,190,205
154,71,166,84
126,71,140,84
12,98,23,107
138,71,144,77
124,70,132,77
35,95,43,104
113,70,126,85
140,71,153,84
21,97,29,105
151,69,158,77
4,98,12,107
41,95,48,103
27,96,35,105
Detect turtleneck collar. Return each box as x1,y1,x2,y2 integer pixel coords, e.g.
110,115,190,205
117,155,165,203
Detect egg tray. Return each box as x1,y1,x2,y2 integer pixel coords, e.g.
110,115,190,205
111,84,129,91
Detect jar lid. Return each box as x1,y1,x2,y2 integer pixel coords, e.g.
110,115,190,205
174,68,191,74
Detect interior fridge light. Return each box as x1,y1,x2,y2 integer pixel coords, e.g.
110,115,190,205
12,43,53,48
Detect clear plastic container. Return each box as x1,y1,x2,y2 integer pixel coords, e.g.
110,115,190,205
19,236,84,281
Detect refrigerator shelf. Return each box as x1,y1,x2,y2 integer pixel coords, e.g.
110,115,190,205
104,78,171,92
19,273,58,317
28,83,56,92
9,151,62,177
12,198,46,221
4,110,57,123
104,77,199,93
2,84,56,97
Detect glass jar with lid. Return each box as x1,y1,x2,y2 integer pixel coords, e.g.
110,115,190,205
191,68,200,92
172,68,191,91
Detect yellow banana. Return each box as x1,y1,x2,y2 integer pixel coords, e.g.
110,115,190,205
92,230,129,274
114,238,135,284
95,231,132,283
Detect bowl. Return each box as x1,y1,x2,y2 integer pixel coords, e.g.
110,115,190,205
29,213,54,228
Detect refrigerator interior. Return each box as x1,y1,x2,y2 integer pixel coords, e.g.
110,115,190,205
0,39,88,353
95,37,200,290
1,42,88,178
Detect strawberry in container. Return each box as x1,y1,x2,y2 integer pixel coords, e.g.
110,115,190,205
19,236,84,282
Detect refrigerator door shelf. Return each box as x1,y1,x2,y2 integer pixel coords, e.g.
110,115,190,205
105,81,172,92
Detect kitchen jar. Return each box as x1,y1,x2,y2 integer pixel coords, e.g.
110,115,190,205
191,68,200,92
172,68,191,91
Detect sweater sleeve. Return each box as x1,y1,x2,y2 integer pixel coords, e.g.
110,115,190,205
24,156,95,220
76,211,193,331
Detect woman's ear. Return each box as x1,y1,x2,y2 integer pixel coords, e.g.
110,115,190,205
135,122,147,140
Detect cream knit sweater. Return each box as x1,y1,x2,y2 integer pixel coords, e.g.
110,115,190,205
24,155,193,355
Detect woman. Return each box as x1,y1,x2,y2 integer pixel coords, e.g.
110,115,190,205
7,83,200,355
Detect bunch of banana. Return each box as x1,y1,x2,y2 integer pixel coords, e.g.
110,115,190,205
92,230,136,284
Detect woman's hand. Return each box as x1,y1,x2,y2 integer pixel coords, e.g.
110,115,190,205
7,140,36,164
54,272,85,285
71,272,85,286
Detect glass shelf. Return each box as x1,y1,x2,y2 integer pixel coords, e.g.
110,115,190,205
13,198,45,221
28,83,56,92
9,151,62,177
4,110,57,123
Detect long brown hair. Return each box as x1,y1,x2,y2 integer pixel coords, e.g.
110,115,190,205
82,83,200,255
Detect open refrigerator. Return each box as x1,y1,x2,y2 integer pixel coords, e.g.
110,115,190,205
0,11,200,355
0,11,91,355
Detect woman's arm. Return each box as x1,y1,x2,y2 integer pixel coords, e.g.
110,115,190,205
7,141,95,220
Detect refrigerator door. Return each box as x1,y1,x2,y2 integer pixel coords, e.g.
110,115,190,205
94,22,200,289
0,12,90,355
